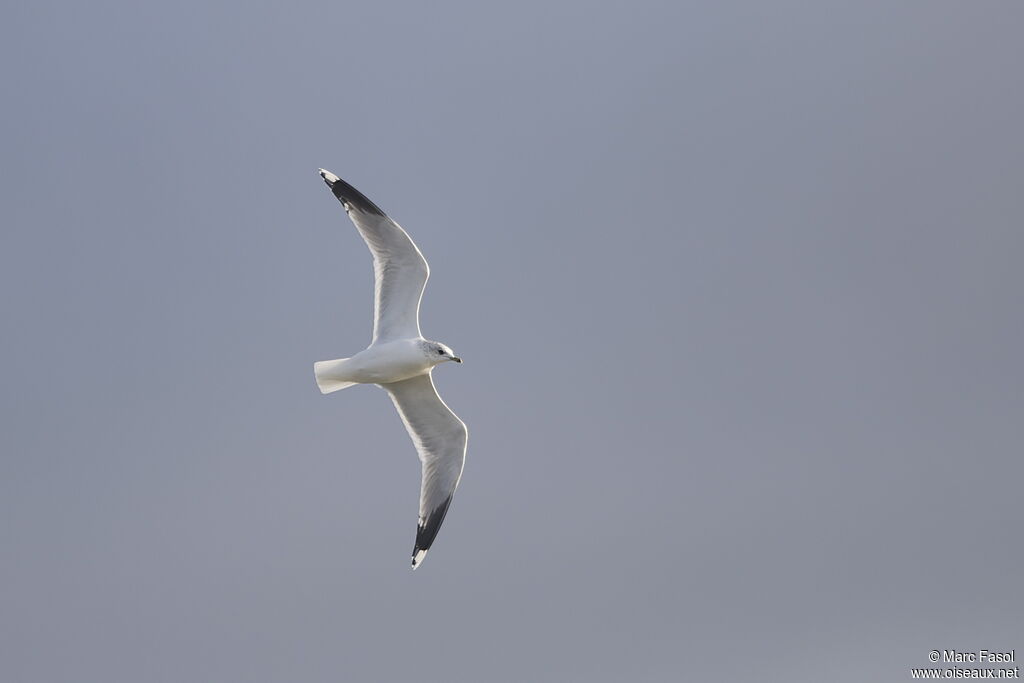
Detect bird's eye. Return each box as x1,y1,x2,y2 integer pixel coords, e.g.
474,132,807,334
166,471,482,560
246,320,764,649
437,349,445,354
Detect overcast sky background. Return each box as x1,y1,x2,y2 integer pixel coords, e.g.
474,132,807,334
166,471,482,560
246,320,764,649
2,2,1022,681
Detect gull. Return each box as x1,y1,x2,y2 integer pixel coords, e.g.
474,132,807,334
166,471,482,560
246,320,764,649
313,169,467,570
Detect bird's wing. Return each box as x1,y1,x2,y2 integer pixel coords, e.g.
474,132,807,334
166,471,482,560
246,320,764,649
319,169,429,343
382,372,467,569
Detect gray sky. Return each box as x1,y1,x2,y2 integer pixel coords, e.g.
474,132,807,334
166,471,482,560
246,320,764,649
2,2,1022,681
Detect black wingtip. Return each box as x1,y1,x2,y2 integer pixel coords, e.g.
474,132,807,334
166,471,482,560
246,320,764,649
317,168,387,217
411,496,454,569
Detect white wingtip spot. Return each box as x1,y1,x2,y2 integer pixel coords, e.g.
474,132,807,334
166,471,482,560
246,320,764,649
318,168,340,184
411,548,428,569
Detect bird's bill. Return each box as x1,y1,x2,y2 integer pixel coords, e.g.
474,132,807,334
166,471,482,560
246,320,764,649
451,356,462,363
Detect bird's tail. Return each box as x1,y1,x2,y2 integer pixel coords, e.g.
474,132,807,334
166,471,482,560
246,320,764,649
314,358,357,394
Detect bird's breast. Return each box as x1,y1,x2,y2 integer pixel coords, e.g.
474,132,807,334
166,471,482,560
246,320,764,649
348,340,430,384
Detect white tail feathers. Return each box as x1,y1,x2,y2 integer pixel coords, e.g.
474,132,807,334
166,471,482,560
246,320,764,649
314,358,357,394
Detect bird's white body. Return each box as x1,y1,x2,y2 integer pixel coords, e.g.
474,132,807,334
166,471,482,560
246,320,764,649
316,339,437,387
313,169,467,570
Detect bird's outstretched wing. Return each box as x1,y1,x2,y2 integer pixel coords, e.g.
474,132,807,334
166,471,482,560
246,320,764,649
319,169,429,343
382,372,467,569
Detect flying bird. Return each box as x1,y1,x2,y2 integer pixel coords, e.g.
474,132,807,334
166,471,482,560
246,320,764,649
313,169,467,569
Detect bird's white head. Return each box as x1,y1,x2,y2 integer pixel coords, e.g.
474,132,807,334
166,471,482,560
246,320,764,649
421,340,462,365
